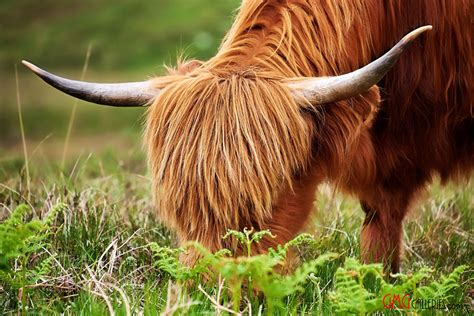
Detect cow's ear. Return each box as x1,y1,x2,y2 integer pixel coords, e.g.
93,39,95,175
298,84,380,124
166,59,204,76
357,85,381,125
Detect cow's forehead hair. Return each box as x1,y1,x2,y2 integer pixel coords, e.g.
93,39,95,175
145,69,312,236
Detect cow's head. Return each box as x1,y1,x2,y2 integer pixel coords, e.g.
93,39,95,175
23,26,431,249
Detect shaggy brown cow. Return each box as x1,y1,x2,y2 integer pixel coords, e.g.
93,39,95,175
23,0,472,272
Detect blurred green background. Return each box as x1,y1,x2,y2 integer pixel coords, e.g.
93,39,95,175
0,0,239,163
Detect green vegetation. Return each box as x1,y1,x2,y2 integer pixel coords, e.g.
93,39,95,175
1,0,472,314
0,153,472,314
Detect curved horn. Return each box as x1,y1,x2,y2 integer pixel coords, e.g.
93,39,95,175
21,61,160,107
287,25,433,105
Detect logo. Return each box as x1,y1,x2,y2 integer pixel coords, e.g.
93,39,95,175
382,293,470,312
382,293,411,310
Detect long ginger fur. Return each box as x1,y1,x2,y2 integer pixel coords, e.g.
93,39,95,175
146,0,472,268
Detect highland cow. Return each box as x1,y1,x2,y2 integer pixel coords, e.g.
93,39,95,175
23,0,472,272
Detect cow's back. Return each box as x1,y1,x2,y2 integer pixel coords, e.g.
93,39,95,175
366,0,473,184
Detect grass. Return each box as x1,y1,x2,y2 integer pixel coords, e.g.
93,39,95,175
0,148,472,314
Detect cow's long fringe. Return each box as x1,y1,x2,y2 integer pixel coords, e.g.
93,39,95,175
146,71,311,248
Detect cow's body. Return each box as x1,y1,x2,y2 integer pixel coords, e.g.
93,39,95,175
343,1,473,271
26,0,473,272
146,0,472,271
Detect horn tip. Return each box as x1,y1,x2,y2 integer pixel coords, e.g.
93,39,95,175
22,60,41,74
418,25,433,33
403,25,433,43
21,60,33,68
